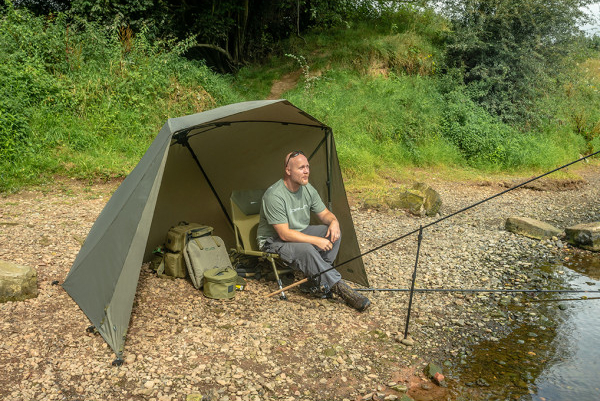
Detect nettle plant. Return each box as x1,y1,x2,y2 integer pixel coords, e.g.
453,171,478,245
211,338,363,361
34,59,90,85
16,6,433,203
285,53,321,91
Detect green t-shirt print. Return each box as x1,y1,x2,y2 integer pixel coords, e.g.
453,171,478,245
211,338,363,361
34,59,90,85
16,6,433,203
257,179,326,245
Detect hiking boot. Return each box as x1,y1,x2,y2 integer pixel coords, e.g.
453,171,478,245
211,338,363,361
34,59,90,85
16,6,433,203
332,280,371,311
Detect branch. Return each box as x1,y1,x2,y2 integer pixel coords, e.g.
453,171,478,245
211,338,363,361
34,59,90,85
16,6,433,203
190,44,235,65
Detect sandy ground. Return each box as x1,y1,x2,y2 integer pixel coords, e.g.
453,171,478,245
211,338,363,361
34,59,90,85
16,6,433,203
1,164,599,401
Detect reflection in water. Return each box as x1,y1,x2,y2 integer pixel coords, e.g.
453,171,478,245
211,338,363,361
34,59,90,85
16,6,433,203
449,252,600,401
564,252,600,280
448,306,565,400
532,253,600,401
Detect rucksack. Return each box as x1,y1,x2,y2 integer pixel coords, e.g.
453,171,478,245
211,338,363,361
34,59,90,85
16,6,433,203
162,222,213,278
184,229,233,289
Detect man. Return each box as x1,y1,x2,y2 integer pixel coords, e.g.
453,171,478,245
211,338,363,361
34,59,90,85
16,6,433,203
257,150,370,311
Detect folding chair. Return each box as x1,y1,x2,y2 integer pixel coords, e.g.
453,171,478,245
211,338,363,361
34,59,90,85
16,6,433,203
230,189,292,300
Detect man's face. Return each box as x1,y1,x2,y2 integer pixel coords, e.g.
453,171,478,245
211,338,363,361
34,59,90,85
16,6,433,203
286,154,310,186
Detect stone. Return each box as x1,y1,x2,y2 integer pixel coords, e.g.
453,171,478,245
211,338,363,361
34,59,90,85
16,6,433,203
565,222,600,251
398,337,415,347
363,198,385,210
505,217,562,240
0,260,38,302
423,363,443,380
390,384,407,393
387,183,442,217
432,372,445,386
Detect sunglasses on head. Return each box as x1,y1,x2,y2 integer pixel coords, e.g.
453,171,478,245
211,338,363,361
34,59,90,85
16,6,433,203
285,150,305,167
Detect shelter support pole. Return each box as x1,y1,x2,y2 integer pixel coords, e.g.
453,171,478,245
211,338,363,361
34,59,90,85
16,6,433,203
181,139,233,228
404,225,423,340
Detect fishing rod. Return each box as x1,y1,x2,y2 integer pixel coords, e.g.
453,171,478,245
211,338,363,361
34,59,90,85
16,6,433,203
265,149,600,298
528,296,600,303
355,288,600,294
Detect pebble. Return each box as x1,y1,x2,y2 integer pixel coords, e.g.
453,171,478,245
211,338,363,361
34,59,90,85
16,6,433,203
1,170,599,401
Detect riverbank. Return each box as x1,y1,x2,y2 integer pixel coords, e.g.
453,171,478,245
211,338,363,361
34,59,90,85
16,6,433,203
1,165,599,401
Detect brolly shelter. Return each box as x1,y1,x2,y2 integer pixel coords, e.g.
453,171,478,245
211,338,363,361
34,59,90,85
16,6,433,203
63,99,369,360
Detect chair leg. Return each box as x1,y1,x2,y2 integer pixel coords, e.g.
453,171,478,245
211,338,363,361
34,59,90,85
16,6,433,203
268,256,287,300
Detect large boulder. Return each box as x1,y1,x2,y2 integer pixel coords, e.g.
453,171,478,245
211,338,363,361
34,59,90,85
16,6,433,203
565,222,600,251
388,183,442,217
0,261,38,302
505,217,562,240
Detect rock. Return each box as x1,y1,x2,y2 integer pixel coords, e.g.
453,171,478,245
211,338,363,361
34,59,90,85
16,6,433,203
476,378,490,387
390,384,408,393
432,372,445,386
0,260,38,302
505,217,562,240
565,222,600,251
387,183,442,217
423,363,443,380
399,337,415,347
363,198,385,210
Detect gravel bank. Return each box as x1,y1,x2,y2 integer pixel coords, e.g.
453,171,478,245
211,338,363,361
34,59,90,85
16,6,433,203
1,165,599,401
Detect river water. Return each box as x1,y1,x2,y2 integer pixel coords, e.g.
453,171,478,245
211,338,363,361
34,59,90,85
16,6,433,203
447,251,600,401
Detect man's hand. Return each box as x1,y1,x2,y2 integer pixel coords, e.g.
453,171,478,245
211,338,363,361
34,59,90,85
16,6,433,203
314,236,334,252
316,208,341,244
326,219,341,243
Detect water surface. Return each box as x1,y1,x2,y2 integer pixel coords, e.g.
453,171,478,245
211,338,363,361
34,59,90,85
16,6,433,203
448,252,600,401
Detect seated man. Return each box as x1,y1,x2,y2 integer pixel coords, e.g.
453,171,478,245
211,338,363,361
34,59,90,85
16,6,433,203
257,150,370,311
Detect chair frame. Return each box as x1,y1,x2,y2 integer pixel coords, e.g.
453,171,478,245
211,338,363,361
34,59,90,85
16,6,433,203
230,191,291,300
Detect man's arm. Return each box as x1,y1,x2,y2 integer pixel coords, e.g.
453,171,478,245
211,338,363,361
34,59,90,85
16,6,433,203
272,223,334,252
316,208,341,243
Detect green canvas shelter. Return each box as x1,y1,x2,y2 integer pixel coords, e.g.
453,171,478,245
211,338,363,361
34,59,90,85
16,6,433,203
63,99,369,359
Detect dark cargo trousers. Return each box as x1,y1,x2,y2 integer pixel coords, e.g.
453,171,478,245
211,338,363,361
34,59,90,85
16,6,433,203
261,225,342,290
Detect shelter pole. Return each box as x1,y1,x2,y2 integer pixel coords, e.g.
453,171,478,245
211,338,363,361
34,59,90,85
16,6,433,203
325,128,332,208
403,225,423,340
180,139,233,228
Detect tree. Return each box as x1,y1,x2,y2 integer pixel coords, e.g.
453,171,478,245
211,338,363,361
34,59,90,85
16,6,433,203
440,0,594,124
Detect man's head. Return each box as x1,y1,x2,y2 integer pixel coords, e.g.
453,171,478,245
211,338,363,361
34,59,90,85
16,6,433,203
284,150,310,188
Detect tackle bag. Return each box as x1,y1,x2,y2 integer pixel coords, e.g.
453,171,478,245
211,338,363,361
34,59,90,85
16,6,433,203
184,229,232,289
163,222,213,278
203,267,238,299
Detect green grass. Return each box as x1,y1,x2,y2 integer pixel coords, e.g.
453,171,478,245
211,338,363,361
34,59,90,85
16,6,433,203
1,5,598,192
0,8,241,191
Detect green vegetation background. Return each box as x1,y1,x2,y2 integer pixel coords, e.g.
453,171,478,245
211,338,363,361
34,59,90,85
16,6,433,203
1,4,599,192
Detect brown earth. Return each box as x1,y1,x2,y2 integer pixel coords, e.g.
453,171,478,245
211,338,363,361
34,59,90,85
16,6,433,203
1,165,599,401
267,70,302,100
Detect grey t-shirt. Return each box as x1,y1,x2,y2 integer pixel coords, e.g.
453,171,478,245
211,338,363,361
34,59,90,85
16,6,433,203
256,179,326,248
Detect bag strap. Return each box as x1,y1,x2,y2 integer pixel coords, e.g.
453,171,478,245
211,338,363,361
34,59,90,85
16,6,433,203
191,235,220,250
156,258,165,276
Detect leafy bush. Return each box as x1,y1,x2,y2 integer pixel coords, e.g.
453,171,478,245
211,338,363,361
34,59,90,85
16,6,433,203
441,0,594,125
0,6,241,191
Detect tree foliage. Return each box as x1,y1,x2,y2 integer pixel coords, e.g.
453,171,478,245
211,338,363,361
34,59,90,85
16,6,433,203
440,0,594,124
64,0,376,72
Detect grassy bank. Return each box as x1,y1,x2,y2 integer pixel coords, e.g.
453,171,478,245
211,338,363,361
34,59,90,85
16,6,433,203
236,20,600,181
0,8,241,191
1,6,599,192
